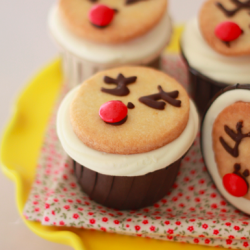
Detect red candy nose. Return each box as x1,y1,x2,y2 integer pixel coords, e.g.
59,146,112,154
223,173,248,197
99,101,128,123
89,4,115,27
215,21,242,42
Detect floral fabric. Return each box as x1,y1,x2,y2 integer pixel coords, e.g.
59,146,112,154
23,55,250,249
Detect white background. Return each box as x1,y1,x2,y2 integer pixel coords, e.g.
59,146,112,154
0,0,203,249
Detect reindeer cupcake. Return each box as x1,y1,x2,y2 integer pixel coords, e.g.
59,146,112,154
49,0,172,88
181,0,250,114
201,84,250,215
57,66,199,210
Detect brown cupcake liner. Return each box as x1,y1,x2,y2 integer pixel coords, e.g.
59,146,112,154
181,50,228,116
73,159,181,210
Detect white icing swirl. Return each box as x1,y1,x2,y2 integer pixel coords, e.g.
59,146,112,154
49,5,172,65
181,18,250,84
202,89,250,215
57,86,199,177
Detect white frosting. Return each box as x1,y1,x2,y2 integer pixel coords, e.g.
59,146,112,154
181,18,250,84
57,86,199,177
202,89,250,215
49,5,172,66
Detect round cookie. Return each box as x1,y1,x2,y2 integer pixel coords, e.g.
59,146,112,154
199,0,250,56
59,0,167,44
201,84,250,214
70,66,190,154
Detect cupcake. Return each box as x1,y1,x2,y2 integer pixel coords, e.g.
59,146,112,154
57,66,199,210
49,0,172,88
181,0,250,115
201,84,250,215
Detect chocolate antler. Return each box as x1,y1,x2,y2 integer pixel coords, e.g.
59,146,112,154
126,0,148,5
216,0,250,17
139,86,181,110
220,121,250,157
101,74,137,96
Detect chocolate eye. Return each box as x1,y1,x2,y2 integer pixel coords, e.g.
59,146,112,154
125,0,148,5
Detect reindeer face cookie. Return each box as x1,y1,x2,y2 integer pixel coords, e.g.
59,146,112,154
199,0,250,56
70,67,190,154
201,84,250,214
59,0,167,44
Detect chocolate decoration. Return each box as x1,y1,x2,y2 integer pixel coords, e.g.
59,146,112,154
126,0,147,5
219,121,250,158
74,159,181,210
101,74,137,96
232,163,249,189
106,116,128,126
216,0,250,17
243,169,250,177
234,163,241,172
89,0,98,2
139,85,181,110
127,102,135,109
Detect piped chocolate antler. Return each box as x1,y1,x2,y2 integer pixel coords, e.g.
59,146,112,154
216,0,250,17
220,121,250,157
101,74,137,96
139,85,181,110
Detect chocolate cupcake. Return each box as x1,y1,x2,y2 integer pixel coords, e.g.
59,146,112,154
57,66,199,210
49,0,172,88
201,84,250,215
181,0,250,115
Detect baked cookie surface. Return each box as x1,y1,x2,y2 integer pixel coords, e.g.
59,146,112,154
59,0,167,44
212,101,250,200
199,0,250,56
70,66,190,154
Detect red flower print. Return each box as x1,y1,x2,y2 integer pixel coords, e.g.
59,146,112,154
211,204,217,209
205,239,210,244
179,203,185,208
127,218,132,222
78,207,83,211
172,183,178,189
76,199,81,204
189,219,196,222
190,170,196,175
89,219,96,224
195,198,200,202
161,199,167,204
34,208,40,212
234,209,240,213
221,201,226,206
199,235,205,238
234,226,240,231
73,214,79,219
44,217,49,222
199,179,205,184
100,227,106,232
178,192,183,197
185,156,190,162
63,188,67,192
187,226,194,232
202,224,208,229
45,203,50,209
135,225,141,231
154,203,159,208
228,235,234,239
51,211,55,215
102,217,108,222
67,199,73,203
33,201,38,205
226,239,232,245
64,205,70,210
243,242,249,248
108,213,114,217
176,221,181,226
117,212,123,216
210,193,217,198
172,197,178,202
188,186,194,191
114,220,120,225
213,230,219,235
59,221,65,226
243,222,249,225
199,190,205,195
166,208,172,212
167,235,173,240
225,222,231,226
241,237,247,240
189,207,195,212
126,224,130,228
167,229,174,234
164,221,170,225
194,239,199,244
184,177,190,182
84,201,90,205
88,212,94,216
63,174,68,180
142,220,148,225
53,198,59,202
150,226,155,231
221,209,227,213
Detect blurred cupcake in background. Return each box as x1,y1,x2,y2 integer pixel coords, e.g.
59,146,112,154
49,0,172,88
181,0,250,115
